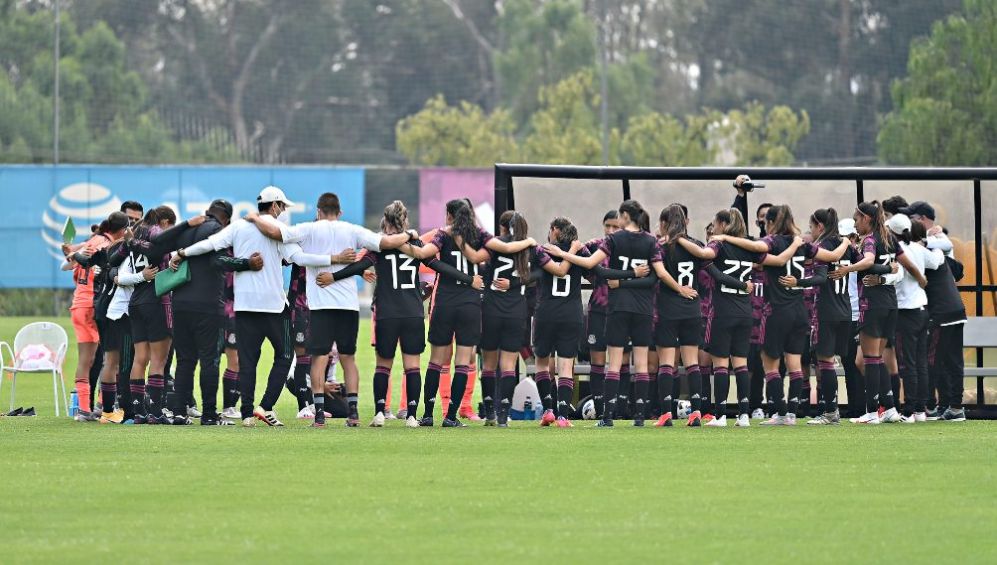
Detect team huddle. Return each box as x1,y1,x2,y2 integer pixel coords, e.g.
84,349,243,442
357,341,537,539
62,176,969,428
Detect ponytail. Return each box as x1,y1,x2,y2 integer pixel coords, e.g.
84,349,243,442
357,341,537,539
550,217,577,247
810,208,840,244
857,201,892,252
764,204,800,236
619,199,646,230
447,199,480,253
381,200,409,234
507,211,532,284
714,208,747,238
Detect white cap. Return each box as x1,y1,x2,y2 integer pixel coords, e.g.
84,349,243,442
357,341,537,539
257,185,294,207
886,213,912,235
838,218,857,237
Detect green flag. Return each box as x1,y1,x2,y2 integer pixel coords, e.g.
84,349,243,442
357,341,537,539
62,217,76,244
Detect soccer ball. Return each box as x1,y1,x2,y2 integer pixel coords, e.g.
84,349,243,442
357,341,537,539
676,400,692,418
581,398,597,420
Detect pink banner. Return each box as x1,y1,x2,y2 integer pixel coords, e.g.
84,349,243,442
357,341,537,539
418,168,494,233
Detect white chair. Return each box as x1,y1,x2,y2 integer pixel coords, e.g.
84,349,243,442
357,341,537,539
0,321,70,416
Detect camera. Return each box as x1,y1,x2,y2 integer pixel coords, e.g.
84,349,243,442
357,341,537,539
735,175,765,192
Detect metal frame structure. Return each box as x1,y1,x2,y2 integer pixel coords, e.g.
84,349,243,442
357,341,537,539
495,164,997,411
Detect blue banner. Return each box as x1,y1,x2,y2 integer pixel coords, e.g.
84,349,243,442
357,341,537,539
0,165,366,288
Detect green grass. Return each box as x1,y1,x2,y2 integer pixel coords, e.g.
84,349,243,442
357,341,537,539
1,317,996,563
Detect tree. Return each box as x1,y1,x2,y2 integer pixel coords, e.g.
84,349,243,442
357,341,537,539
620,111,717,166
522,70,611,165
877,0,996,165
395,94,519,167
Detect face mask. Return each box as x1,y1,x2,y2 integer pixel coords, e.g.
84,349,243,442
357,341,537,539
277,209,291,225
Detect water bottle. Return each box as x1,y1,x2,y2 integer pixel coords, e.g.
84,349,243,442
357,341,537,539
69,391,79,417
523,396,533,420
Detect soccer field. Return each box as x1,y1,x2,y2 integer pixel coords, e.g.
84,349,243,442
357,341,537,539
1,317,996,562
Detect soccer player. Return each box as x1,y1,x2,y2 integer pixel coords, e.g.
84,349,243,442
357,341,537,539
247,192,413,428
400,199,535,427
175,186,337,427
286,262,315,417
834,201,924,425
319,201,481,428
533,217,588,428
583,210,621,419
545,200,659,427
714,205,849,425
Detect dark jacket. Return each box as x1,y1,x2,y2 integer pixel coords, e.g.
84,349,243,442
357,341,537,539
171,216,226,313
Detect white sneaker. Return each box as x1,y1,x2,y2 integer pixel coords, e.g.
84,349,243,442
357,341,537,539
760,414,789,426
297,405,315,419
396,409,408,420
384,411,397,420
221,407,240,420
914,411,927,423
735,414,750,427
880,407,901,423
405,415,420,428
850,412,881,425
751,408,765,420
706,415,727,427
187,405,202,418
370,412,386,427
242,417,256,427
900,414,917,424
785,413,797,426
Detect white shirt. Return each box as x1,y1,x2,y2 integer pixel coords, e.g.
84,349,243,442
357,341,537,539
108,255,142,320
885,241,929,310
278,219,383,311
926,231,954,258
185,218,331,313
848,272,859,322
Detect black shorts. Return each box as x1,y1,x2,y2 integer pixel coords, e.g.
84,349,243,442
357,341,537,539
292,308,310,347
814,320,851,359
707,316,753,359
374,317,425,359
655,317,702,348
129,302,171,343
859,308,898,340
586,311,608,351
606,311,653,348
428,302,482,347
534,317,582,358
481,315,527,352
223,316,237,349
306,309,359,356
103,316,131,352
762,304,810,359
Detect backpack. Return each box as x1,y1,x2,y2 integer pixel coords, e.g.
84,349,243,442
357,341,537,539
945,255,964,282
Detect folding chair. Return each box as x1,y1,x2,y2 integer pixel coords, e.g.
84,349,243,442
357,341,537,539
0,321,70,416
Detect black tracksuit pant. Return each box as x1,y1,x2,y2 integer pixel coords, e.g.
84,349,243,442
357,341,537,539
236,310,293,419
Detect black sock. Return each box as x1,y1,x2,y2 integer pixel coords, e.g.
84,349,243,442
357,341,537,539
787,371,803,415
222,368,239,409
480,370,496,416
556,376,574,418
423,362,442,418
714,367,730,418
765,372,786,416
818,361,837,413
100,382,116,415
373,366,390,416
616,365,631,418
536,370,554,412
347,393,359,419
590,364,605,417
700,367,712,415
734,366,750,416
129,379,146,416
687,365,702,413
602,371,620,420
292,355,311,410
147,375,165,416
881,369,895,410
633,372,649,419
658,365,675,418
499,370,517,418
404,367,421,417
446,365,470,420
313,394,325,423
863,357,881,414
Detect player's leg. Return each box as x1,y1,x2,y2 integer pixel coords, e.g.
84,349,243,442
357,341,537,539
400,320,424,428
680,344,703,426
586,311,608,417
170,309,198,424
655,345,677,425
254,311,293,426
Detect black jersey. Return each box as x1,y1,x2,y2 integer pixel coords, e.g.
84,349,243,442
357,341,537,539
369,242,427,320
925,259,967,323
658,239,703,320
857,232,902,311
483,235,537,320
430,227,488,306
598,229,661,314
535,243,589,325
707,240,757,319
761,234,818,309
812,237,857,323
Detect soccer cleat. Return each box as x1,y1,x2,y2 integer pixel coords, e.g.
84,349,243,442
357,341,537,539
807,414,837,426
654,413,673,427
74,410,99,422
221,407,241,420
201,414,233,426
395,409,408,420
99,410,124,424
880,407,901,423
252,407,284,427
924,407,943,421
242,417,256,428
442,417,465,428
296,405,315,419
596,418,614,427
751,408,765,420
914,412,927,423
633,416,645,427
760,414,790,426
900,414,917,424
6,407,22,417
186,405,202,419
346,417,360,427
939,408,967,422
484,417,497,427
687,410,702,427
540,409,556,426
784,413,797,426
370,412,386,427
310,420,326,428
702,413,716,424
170,415,193,425
555,416,573,428
384,410,398,421
418,416,434,427
405,416,420,428
706,415,727,427
735,414,750,427
850,412,881,425
461,411,483,422
20,407,35,417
